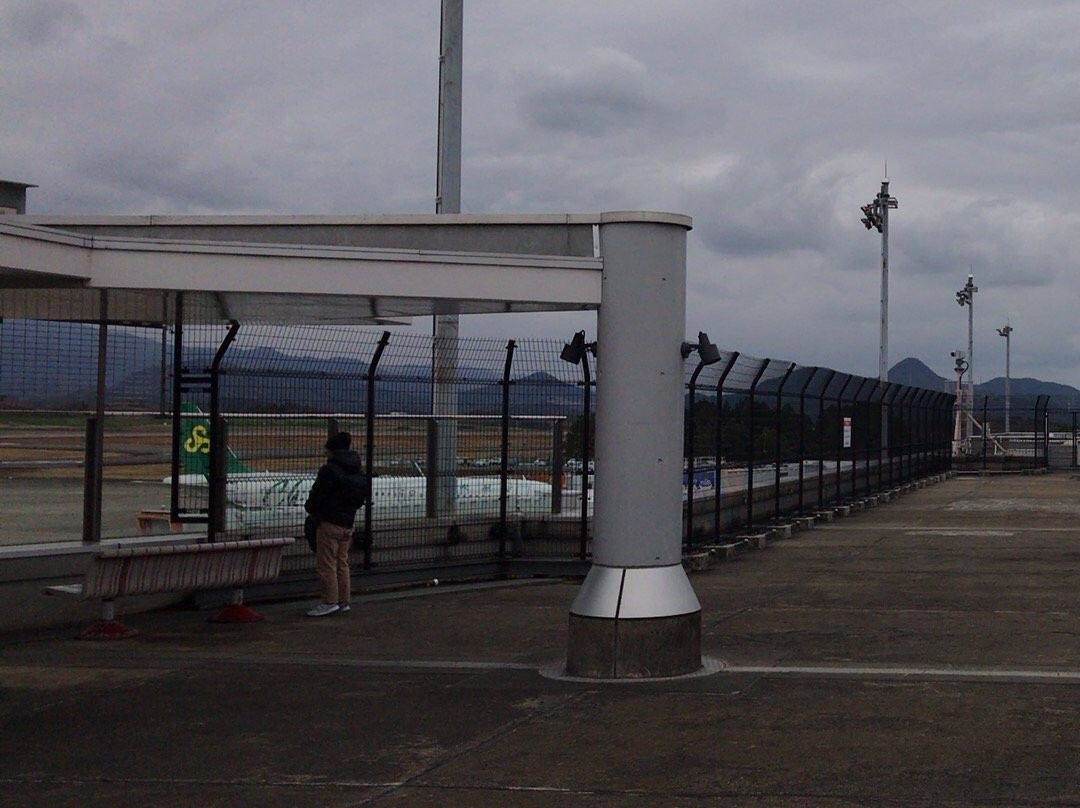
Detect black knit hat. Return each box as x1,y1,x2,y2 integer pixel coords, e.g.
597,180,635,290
325,431,351,452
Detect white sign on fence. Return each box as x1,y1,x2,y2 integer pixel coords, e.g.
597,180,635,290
843,416,852,449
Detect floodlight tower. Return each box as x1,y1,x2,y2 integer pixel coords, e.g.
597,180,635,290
997,323,1013,433
861,178,899,383
861,177,898,449
955,274,978,439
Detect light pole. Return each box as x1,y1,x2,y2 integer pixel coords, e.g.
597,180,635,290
432,0,464,516
861,179,899,383
950,350,969,455
955,274,978,440
997,324,1012,433
862,179,898,452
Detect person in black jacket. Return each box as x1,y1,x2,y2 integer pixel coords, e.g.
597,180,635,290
304,431,368,617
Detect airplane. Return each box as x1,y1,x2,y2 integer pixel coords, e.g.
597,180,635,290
167,406,568,531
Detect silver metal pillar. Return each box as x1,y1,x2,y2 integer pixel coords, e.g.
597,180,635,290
432,0,463,515
567,217,700,679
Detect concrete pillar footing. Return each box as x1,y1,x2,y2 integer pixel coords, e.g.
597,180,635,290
567,611,702,679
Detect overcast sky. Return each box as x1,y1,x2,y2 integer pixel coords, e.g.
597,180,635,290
3,1,1079,386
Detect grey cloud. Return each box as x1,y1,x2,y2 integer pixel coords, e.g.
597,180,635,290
515,47,660,136
4,0,1080,385
1,0,86,47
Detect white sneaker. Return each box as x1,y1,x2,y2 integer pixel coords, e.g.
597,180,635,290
338,603,351,613
306,603,339,617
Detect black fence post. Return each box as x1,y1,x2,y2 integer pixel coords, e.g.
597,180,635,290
498,339,516,559
207,320,239,542
922,390,933,477
773,363,796,524
579,350,593,560
1073,411,1078,468
746,360,771,529
712,352,739,539
848,379,869,500
1032,396,1041,470
885,384,902,486
1043,397,1051,468
364,331,391,570
981,395,989,470
551,420,564,514
685,364,700,547
169,292,184,522
817,370,836,509
865,382,881,496
82,417,103,543
832,375,853,506
930,393,943,473
797,368,819,516
906,388,920,482
83,290,109,544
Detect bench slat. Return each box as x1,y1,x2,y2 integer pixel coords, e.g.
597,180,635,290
79,539,293,599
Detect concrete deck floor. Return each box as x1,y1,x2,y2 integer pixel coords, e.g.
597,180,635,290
2,473,1079,807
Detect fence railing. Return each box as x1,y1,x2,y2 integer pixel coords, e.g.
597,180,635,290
0,311,971,575
681,353,955,546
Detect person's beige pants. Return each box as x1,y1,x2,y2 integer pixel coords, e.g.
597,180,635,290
315,521,353,605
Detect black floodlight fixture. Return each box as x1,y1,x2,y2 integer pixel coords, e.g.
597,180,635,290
860,203,880,231
860,182,897,233
950,349,968,376
560,330,596,365
681,331,721,365
955,273,978,306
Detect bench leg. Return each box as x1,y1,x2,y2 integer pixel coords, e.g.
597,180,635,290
77,600,139,641
211,588,265,624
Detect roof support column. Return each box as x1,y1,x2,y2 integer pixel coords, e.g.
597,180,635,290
567,217,700,679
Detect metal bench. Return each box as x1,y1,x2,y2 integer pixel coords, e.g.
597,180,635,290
45,537,294,639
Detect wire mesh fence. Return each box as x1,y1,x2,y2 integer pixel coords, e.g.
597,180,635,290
681,351,956,547
1,289,998,576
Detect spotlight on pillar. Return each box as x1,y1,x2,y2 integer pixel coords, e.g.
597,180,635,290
560,330,596,365
680,332,721,366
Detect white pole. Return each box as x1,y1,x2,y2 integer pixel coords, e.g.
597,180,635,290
878,181,890,383
967,276,975,440
433,0,463,515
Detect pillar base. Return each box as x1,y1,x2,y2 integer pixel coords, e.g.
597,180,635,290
567,611,701,679
566,564,702,679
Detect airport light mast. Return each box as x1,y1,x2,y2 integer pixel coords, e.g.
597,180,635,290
861,178,899,383
862,177,898,448
997,323,1013,433
955,274,978,440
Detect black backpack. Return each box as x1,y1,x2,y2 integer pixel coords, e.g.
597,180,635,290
338,472,371,510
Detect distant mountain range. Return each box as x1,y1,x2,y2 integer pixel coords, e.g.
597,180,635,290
888,357,1080,408
2,320,1076,413
0,319,586,416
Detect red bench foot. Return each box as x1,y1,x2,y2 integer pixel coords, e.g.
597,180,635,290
77,620,139,640
211,603,265,623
